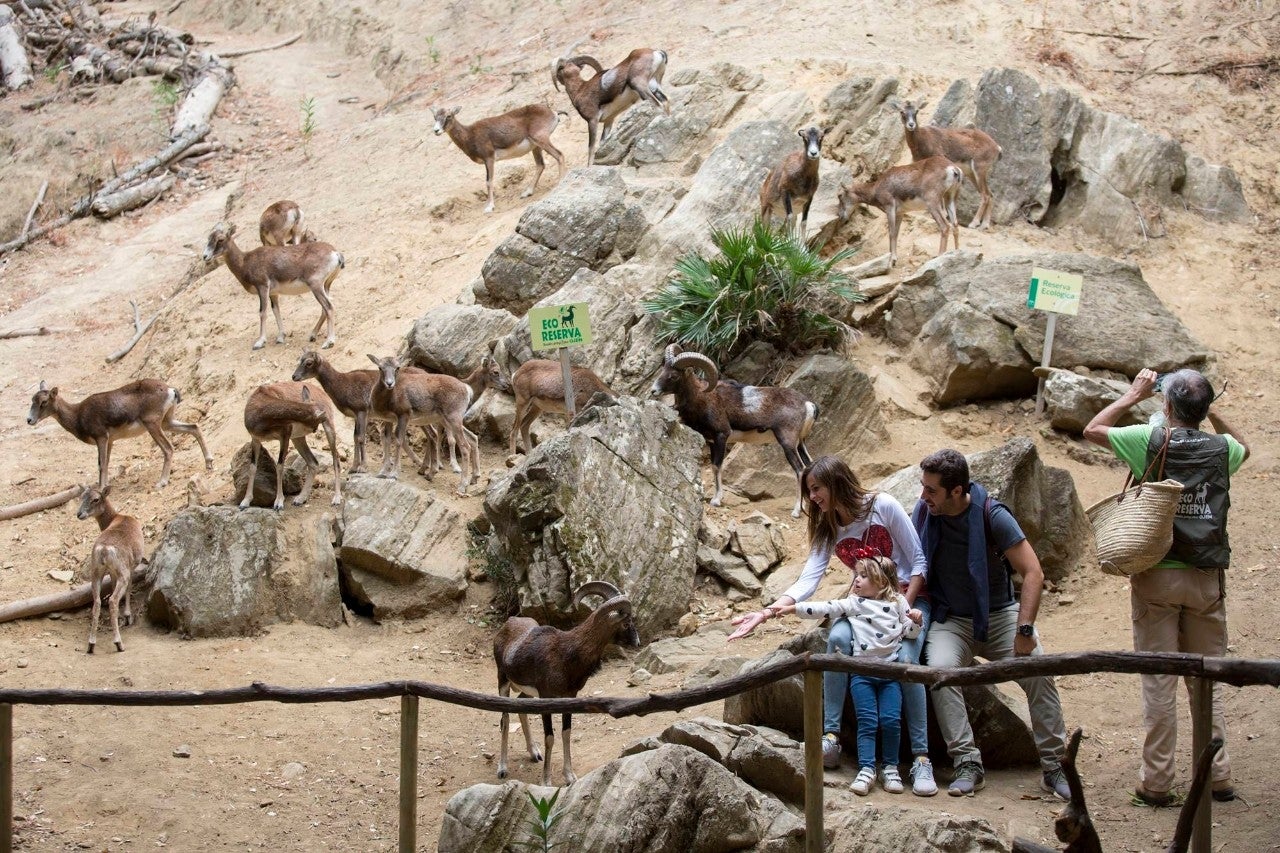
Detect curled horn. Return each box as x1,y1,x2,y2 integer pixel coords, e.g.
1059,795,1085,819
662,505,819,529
573,580,625,610
671,350,719,389
663,343,684,366
552,57,564,91
569,55,606,75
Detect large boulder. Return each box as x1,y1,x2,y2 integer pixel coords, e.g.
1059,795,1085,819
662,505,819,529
637,121,804,262
877,437,1094,583
820,76,904,175
146,507,341,637
626,718,806,804
438,745,804,853
492,263,667,395
594,63,750,167
886,251,1212,405
483,397,704,639
405,303,518,378
230,442,304,508
728,353,886,502
337,476,468,620
474,168,650,315
930,67,1249,240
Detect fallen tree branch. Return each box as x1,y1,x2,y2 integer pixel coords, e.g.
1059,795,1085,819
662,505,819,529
0,484,83,522
20,179,49,241
0,325,67,339
1027,25,1153,41
104,299,158,364
218,31,301,58
91,171,176,218
0,565,146,624
0,123,210,257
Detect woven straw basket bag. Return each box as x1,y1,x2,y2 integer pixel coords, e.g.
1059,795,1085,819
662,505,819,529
1086,478,1184,576
1086,428,1183,576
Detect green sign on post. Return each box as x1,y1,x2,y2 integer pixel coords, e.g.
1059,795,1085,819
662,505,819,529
528,303,592,351
1026,267,1083,316
1027,267,1084,416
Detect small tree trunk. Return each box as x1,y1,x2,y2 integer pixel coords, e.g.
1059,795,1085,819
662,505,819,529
0,566,146,625
172,58,233,137
91,172,176,218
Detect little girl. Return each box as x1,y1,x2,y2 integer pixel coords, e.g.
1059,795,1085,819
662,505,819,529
770,550,922,796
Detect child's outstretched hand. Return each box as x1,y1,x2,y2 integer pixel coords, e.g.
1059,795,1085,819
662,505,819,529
907,608,923,625
771,604,796,617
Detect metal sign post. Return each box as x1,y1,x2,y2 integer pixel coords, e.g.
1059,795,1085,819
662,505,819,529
528,302,593,419
1026,267,1084,416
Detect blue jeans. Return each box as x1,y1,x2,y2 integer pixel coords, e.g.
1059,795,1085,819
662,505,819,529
824,597,931,756
850,675,902,769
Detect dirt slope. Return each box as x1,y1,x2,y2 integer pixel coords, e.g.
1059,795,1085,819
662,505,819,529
1,0,1277,849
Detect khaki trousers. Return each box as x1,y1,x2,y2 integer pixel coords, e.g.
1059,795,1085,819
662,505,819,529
1130,566,1231,793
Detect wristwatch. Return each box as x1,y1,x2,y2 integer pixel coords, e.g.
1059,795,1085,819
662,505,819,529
1017,623,1036,638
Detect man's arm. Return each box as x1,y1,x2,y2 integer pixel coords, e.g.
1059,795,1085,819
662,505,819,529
1005,539,1044,656
1207,408,1250,462
1084,368,1157,447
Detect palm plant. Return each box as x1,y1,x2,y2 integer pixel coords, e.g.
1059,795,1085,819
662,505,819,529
642,218,862,364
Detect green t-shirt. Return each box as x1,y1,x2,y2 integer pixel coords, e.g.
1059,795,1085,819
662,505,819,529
1107,424,1245,568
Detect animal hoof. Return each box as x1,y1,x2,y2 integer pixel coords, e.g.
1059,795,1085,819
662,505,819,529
520,189,533,198
291,497,306,507
252,341,266,350
497,768,508,779
87,644,95,654
114,642,123,652
483,205,495,214
205,459,214,472
322,340,335,349
155,479,169,490
330,495,342,506
272,501,285,511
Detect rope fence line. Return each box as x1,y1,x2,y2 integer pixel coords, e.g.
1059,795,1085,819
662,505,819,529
2,651,1278,853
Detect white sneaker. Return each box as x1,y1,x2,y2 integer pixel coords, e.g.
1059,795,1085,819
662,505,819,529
881,765,904,794
850,766,876,796
910,756,939,797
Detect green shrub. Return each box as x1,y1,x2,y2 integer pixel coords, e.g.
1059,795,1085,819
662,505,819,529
642,218,862,364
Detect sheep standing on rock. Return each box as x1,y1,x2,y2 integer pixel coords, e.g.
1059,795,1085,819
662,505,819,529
650,344,818,517
494,581,639,786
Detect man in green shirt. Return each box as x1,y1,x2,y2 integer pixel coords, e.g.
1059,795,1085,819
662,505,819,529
1084,368,1249,807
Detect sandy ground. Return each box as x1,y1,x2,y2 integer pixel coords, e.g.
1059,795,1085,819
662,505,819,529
1,0,1278,849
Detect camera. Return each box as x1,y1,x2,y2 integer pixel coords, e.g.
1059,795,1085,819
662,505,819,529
1154,372,1172,393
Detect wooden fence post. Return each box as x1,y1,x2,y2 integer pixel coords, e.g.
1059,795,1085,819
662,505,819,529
2,703,12,853
1190,678,1212,853
399,695,419,853
803,670,823,853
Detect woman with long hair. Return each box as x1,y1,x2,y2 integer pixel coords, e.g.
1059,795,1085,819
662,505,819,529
727,455,936,796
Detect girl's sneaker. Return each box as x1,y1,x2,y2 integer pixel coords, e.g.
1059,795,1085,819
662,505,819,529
881,765,905,794
850,766,876,796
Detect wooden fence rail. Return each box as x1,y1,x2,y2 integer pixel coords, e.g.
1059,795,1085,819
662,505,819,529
2,651,1278,853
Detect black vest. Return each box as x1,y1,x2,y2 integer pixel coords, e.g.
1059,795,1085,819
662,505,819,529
1146,427,1231,568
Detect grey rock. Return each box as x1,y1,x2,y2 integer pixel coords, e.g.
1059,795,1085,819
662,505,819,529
1036,366,1161,434
405,303,518,378
1182,155,1252,224
438,745,804,853
877,437,1093,583
230,442,304,508
888,251,1212,404
483,397,704,639
638,121,802,262
146,507,341,637
729,353,886,501
729,512,787,576
697,544,762,594
477,169,649,314
828,806,1009,853
685,654,748,688
822,76,903,175
338,476,467,619
635,630,733,675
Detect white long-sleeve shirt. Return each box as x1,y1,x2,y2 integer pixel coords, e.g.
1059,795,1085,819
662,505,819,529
779,492,927,604
794,593,920,658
